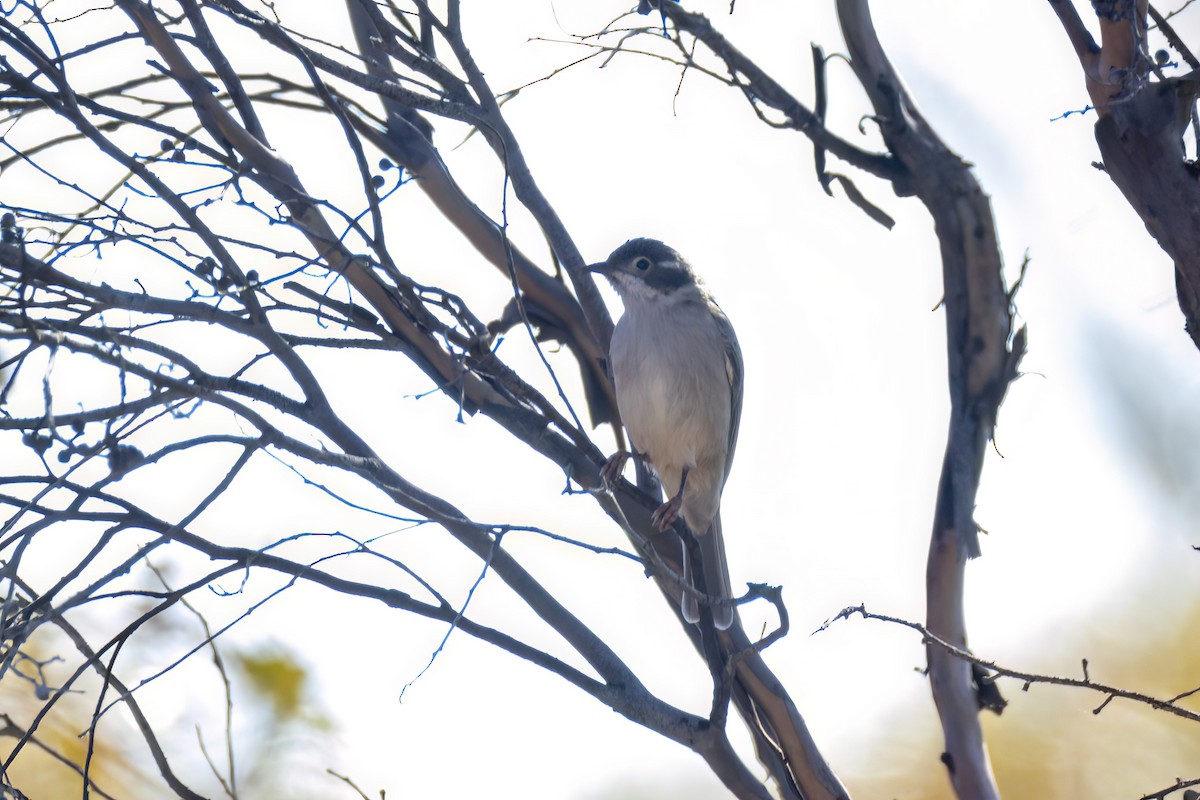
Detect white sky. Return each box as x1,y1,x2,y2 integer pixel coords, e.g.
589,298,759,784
6,2,1200,798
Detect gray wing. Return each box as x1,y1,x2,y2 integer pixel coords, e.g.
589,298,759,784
710,298,743,486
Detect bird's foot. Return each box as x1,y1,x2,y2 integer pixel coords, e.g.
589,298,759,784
651,493,683,532
600,451,631,489
652,465,690,532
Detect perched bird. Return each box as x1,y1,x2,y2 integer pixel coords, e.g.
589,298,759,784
591,238,742,630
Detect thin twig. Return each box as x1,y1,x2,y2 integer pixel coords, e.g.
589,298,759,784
820,605,1200,724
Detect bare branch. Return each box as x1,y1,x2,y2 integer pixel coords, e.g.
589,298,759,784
828,606,1200,725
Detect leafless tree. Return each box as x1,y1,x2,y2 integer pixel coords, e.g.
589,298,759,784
1,2,1198,799
0,1,840,797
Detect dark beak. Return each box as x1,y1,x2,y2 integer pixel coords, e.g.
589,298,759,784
588,260,611,275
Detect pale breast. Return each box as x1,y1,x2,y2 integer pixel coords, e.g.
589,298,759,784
610,300,732,490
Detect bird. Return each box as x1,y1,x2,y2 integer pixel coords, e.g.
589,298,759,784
591,238,742,630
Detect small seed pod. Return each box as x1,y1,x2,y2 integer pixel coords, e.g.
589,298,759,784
107,443,145,478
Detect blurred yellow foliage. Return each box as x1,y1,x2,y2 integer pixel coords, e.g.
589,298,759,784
0,642,136,799
236,649,308,719
848,580,1200,799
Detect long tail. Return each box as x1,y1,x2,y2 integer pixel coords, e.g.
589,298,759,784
681,511,734,630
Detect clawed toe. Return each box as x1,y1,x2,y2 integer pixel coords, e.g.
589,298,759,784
600,451,631,489
651,494,682,532
652,465,689,532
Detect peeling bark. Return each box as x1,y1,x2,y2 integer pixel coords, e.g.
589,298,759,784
1048,1,1200,351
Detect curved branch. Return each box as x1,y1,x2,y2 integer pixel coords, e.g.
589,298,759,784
836,3,1024,797
660,4,903,184
638,1,1026,795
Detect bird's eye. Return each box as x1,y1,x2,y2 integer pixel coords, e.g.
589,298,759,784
634,257,651,271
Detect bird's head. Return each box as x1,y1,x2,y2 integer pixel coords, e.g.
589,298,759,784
589,238,697,301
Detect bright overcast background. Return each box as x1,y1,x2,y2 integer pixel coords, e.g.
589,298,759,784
5,2,1200,799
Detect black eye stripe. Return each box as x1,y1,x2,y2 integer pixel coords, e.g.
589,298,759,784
634,257,651,271
648,264,692,290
